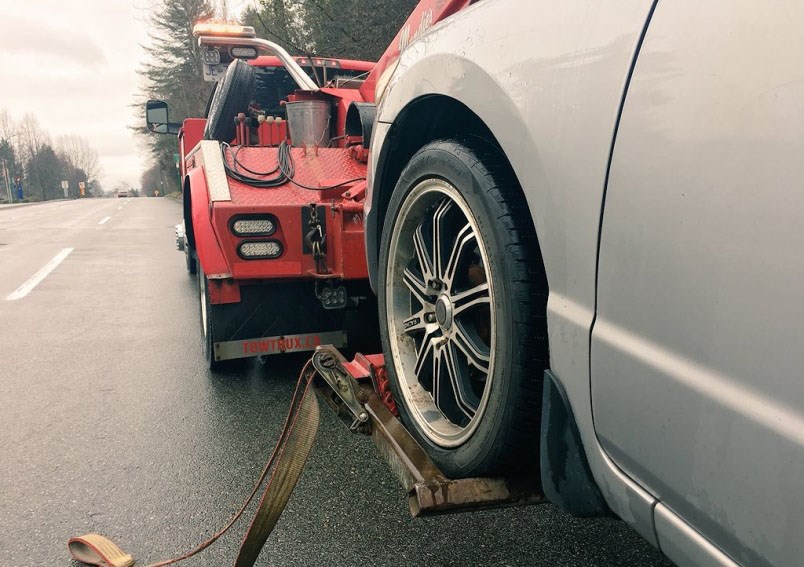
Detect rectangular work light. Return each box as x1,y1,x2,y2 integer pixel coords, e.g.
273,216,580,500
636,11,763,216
231,216,277,237
238,241,283,259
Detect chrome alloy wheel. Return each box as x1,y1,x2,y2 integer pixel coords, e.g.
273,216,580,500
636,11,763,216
386,179,495,447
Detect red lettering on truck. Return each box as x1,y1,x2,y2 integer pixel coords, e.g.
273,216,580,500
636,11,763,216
240,334,324,355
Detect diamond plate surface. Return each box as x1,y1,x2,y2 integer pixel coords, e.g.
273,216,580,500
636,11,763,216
224,147,367,207
199,141,231,202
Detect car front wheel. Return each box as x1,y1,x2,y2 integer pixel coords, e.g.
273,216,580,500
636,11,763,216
378,138,549,478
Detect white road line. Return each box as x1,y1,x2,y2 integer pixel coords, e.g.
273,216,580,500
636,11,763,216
98,216,111,225
6,248,74,301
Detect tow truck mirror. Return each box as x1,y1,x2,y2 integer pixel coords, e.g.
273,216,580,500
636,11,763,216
146,100,181,135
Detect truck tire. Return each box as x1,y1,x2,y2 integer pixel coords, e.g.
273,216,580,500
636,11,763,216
204,59,255,143
198,268,224,371
186,246,197,275
378,138,549,478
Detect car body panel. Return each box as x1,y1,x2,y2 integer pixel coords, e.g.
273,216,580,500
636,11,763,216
655,504,737,567
369,0,660,542
594,1,804,565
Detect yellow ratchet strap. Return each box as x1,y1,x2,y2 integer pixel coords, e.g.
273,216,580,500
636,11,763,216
67,533,135,567
68,364,320,567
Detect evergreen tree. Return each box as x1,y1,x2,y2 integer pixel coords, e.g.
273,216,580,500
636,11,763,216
245,0,418,61
27,146,64,201
136,0,215,193
0,139,21,200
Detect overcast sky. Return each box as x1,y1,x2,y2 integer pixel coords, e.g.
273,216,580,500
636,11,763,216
0,1,246,191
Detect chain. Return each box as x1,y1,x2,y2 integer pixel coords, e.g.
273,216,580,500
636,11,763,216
306,204,329,274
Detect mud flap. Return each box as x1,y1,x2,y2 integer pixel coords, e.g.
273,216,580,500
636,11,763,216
215,330,347,362
540,370,611,517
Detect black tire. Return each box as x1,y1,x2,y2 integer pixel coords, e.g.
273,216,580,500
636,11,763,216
186,246,197,275
198,267,224,371
378,138,549,478
204,59,255,142
343,294,381,357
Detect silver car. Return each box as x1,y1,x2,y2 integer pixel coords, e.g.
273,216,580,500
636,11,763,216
364,1,804,565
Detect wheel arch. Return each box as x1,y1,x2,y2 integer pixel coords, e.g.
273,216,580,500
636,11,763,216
369,89,546,295
367,1,664,533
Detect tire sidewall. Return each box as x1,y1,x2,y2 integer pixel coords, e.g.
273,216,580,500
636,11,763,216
205,59,254,142
197,268,219,370
378,141,525,477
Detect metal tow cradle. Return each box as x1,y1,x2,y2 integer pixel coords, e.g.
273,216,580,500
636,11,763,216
311,345,545,517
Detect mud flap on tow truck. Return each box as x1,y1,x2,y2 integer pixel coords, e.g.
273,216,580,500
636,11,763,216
207,281,353,363
311,345,545,516
215,330,347,361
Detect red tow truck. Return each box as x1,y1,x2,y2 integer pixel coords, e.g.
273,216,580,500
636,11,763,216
148,0,535,519
146,24,378,370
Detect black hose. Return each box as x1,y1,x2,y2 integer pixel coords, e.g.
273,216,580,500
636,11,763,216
220,141,365,192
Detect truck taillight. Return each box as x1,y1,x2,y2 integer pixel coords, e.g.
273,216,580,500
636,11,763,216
231,217,277,236
238,241,283,259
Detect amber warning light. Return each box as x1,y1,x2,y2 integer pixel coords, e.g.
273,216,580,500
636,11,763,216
192,23,256,38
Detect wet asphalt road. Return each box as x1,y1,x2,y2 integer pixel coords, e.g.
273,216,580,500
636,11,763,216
0,198,672,566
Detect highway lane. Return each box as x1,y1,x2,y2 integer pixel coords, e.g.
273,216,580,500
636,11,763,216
0,198,671,566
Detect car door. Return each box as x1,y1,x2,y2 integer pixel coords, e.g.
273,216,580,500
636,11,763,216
591,2,804,565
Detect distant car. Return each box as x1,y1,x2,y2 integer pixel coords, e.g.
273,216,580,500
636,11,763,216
117,190,128,198
365,1,804,566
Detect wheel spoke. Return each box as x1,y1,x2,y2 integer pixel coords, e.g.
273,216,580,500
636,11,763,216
432,199,453,280
402,308,429,335
403,266,432,306
444,343,477,420
431,344,442,410
453,323,490,373
414,329,439,378
452,282,490,317
444,222,474,289
413,224,434,284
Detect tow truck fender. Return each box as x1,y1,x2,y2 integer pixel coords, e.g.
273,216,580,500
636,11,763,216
185,166,230,278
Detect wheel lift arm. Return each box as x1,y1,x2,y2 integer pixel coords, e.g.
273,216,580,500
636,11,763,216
311,346,545,517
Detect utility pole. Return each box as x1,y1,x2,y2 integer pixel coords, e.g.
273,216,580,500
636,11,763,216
1,159,12,203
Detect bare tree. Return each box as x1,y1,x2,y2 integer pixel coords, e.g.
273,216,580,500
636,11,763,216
55,134,101,184
0,108,17,142
16,113,50,167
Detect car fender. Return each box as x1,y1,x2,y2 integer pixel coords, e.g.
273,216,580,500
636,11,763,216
371,0,659,542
